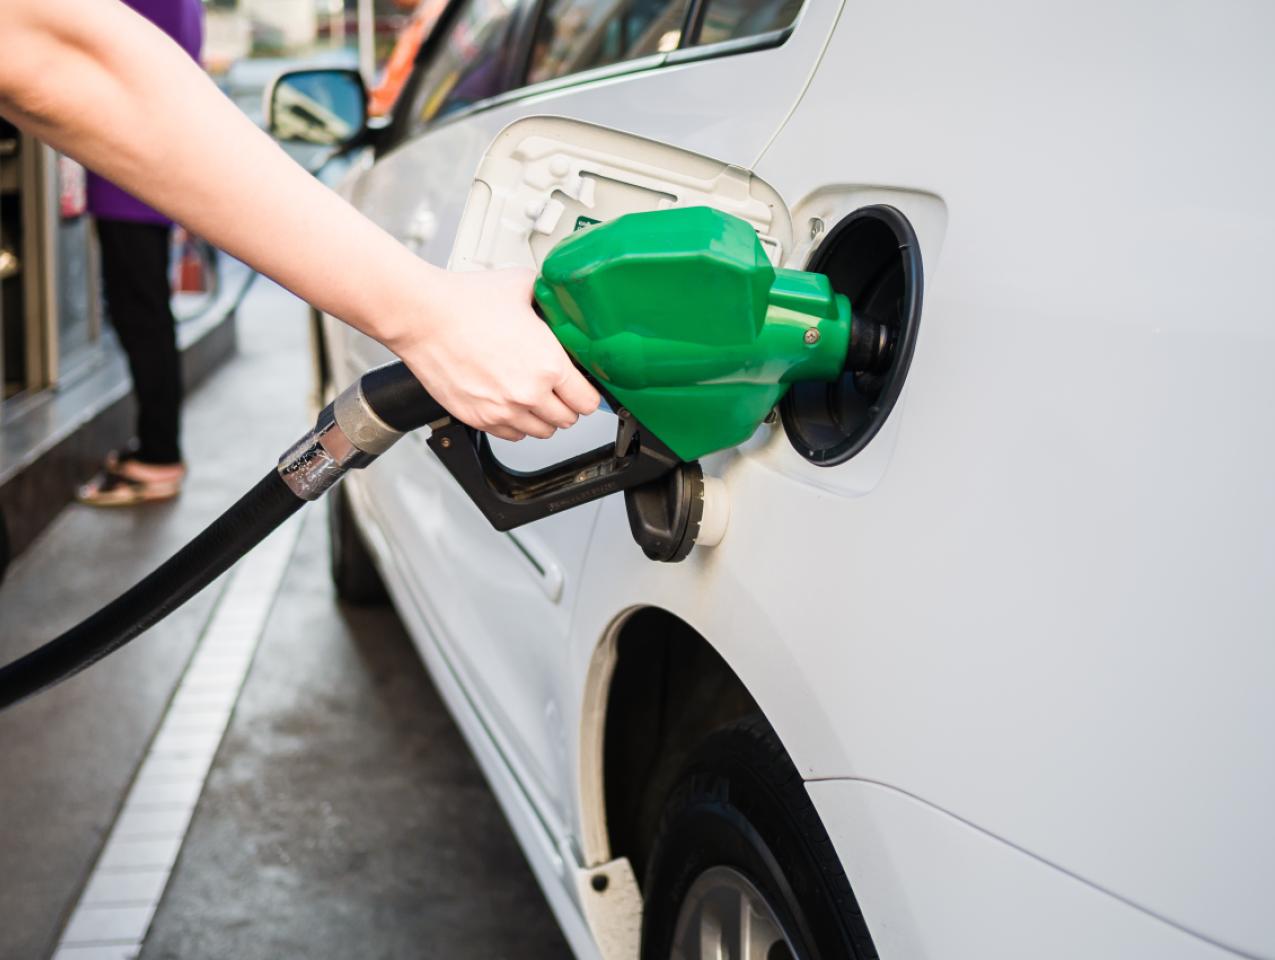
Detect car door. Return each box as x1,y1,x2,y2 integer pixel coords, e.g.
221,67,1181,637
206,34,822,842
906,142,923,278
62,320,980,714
337,0,841,842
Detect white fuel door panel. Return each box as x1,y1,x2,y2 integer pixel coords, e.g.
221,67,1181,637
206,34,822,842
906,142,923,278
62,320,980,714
448,115,794,273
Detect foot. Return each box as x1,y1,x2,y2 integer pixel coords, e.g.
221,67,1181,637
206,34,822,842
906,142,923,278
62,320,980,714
78,454,186,507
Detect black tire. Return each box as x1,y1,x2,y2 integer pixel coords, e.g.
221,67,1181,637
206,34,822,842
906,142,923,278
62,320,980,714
327,481,388,605
641,715,877,960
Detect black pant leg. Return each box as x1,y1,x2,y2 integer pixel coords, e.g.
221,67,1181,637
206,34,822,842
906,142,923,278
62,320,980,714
96,219,183,464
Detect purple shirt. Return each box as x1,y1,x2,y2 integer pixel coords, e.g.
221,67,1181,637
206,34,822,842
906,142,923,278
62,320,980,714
86,0,204,225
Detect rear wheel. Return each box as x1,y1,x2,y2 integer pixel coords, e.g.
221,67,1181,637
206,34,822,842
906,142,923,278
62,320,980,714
641,716,876,960
327,481,388,605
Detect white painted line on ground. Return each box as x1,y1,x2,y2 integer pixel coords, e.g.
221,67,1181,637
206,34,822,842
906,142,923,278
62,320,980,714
52,515,304,959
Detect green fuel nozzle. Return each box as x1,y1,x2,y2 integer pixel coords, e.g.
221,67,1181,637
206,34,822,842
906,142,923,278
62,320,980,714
534,206,888,461
419,206,894,560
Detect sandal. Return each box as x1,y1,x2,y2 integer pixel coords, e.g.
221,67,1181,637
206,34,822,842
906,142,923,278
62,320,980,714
78,457,184,507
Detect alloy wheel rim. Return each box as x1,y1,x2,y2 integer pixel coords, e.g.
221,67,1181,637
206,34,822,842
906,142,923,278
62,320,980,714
670,865,797,960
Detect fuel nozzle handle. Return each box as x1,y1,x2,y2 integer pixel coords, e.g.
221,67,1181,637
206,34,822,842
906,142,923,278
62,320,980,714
276,357,684,536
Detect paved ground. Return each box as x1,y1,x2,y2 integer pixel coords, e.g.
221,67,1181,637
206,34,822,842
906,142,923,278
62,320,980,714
0,280,570,959
139,513,571,960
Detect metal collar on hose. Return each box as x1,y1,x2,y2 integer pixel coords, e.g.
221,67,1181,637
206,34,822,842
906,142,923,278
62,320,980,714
278,376,406,501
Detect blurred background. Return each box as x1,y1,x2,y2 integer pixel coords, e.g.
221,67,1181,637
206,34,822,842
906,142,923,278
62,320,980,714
0,0,422,576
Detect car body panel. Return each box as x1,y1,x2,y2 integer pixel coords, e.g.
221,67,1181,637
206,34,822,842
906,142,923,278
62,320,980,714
321,0,1275,955
807,779,1243,959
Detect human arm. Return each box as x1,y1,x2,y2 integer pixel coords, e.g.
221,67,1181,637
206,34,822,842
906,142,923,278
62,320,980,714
0,0,598,440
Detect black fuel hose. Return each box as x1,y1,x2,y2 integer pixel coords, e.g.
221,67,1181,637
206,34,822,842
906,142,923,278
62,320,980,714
0,473,302,710
0,361,440,712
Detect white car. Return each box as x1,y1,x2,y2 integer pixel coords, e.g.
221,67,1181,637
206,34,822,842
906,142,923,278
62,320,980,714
269,1,1275,956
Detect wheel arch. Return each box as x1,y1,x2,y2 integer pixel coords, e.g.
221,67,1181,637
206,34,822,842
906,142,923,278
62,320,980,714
577,605,764,882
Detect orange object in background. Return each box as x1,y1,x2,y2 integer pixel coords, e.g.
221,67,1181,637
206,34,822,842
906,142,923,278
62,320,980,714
172,228,207,293
369,0,449,117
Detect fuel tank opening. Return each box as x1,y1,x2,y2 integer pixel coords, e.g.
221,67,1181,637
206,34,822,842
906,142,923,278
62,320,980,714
781,204,923,466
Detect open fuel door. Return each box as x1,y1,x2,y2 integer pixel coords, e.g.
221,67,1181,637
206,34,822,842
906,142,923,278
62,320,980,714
449,115,794,273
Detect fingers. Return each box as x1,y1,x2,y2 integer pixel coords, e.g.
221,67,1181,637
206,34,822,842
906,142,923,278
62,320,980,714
531,392,579,430
487,362,595,441
472,406,557,441
554,366,602,416
484,389,590,441
508,410,558,441
485,405,572,443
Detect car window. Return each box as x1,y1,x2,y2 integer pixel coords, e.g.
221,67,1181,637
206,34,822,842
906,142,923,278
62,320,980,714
525,0,690,85
405,0,520,135
692,0,801,46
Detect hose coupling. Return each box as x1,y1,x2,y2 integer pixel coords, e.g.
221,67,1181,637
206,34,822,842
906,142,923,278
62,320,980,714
277,379,404,500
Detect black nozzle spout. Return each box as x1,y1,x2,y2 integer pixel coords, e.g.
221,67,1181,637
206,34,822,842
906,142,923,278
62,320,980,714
846,313,893,375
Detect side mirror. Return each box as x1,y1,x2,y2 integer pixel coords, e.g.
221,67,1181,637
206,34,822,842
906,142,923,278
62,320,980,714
267,68,368,147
